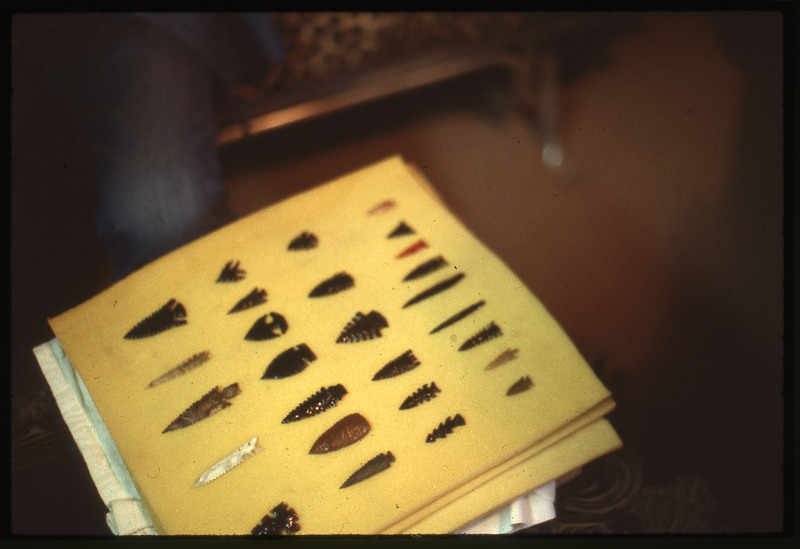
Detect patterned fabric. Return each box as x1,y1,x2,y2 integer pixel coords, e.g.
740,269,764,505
263,13,533,89
11,390,77,472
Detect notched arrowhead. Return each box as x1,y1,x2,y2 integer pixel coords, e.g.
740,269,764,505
458,321,502,351
163,383,241,433
217,260,246,282
372,350,420,381
336,311,388,343
245,312,288,341
124,298,187,339
282,384,347,423
399,382,440,410
425,414,465,443
309,413,370,454
229,288,267,314
506,375,534,395
288,231,318,250
252,502,301,535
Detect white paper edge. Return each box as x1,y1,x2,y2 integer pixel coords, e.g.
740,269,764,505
454,481,557,534
33,338,157,535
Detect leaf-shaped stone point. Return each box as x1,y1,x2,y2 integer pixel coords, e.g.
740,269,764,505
262,344,316,380
340,451,396,489
309,413,371,454
309,272,355,298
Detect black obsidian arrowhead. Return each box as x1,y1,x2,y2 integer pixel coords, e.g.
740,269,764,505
281,384,347,423
402,256,448,282
372,350,420,381
308,272,354,298
263,344,316,379
335,311,388,343
124,299,187,339
217,260,246,282
288,232,318,250
458,321,502,351
429,300,485,334
403,273,465,308
506,375,534,395
245,312,288,341
399,382,440,410
388,221,415,238
340,451,395,489
229,288,267,314
251,502,301,535
426,414,466,443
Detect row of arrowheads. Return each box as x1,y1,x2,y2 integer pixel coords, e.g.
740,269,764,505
123,199,533,535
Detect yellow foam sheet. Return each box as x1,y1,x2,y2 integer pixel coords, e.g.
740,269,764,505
407,418,621,534
386,398,618,534
49,156,613,535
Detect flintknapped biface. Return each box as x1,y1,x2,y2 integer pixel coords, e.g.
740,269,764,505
281,384,348,424
244,312,288,341
287,231,318,250
335,310,388,343
162,383,242,433
309,412,371,454
262,343,317,380
124,298,188,339
229,287,268,314
308,272,355,298
340,451,396,489
400,382,441,410
372,349,421,381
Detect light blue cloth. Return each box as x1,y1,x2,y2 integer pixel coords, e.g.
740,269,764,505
34,339,155,535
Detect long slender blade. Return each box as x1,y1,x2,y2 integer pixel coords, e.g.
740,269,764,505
402,273,465,308
147,351,211,388
193,436,263,488
429,300,485,334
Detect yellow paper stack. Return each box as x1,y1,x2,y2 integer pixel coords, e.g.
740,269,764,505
48,156,621,535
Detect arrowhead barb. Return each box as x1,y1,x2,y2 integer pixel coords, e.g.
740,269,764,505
335,311,388,343
124,299,187,339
